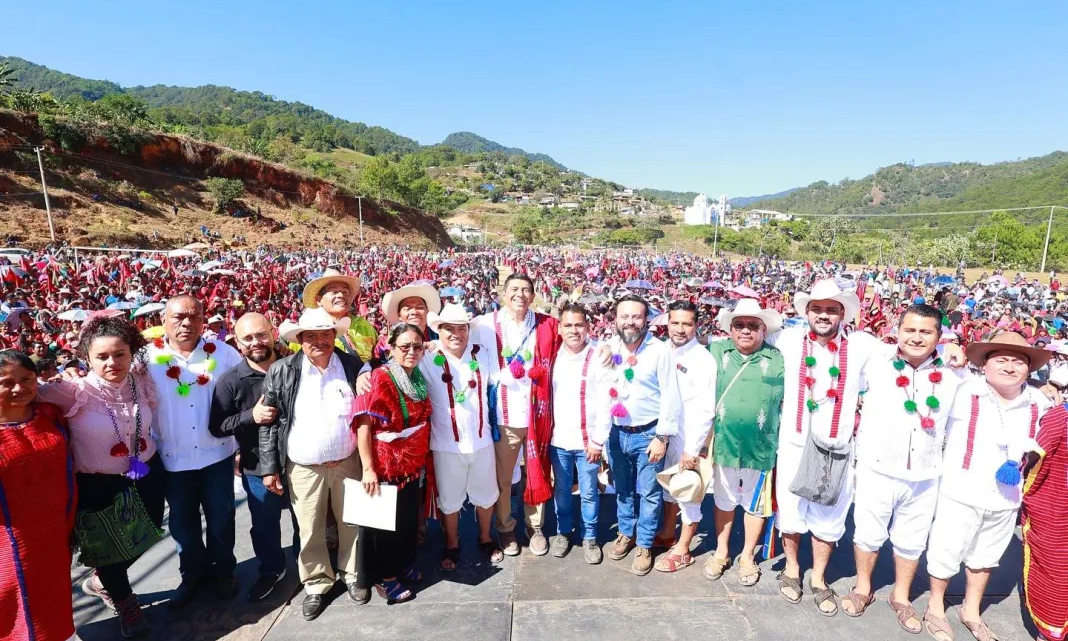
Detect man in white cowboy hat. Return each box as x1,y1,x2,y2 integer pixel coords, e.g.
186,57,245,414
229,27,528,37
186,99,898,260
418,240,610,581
766,278,965,615
419,303,502,570
301,267,379,365
381,281,442,341
844,304,967,630
651,300,717,574
924,332,1051,641
698,298,784,587
257,307,366,621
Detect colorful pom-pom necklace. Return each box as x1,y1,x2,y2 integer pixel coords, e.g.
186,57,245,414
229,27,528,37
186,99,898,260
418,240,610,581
153,341,217,396
893,356,943,431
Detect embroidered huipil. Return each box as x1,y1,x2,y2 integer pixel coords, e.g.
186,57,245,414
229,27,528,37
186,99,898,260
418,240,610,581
606,332,682,437
940,376,1050,512
706,339,784,470
287,353,358,465
769,326,881,450
550,343,612,451
855,348,965,481
475,312,539,429
419,342,493,455
145,338,243,472
672,338,718,456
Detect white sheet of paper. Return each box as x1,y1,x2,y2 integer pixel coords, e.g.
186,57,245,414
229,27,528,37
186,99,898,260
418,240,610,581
342,479,397,531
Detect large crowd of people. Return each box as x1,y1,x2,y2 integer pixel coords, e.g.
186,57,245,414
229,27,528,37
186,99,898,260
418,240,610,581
1,242,1066,641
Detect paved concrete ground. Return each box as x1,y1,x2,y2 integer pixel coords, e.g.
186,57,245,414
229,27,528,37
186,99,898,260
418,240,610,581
71,484,1040,641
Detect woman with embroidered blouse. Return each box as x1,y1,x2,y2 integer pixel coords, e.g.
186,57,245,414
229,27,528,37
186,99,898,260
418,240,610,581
38,314,165,639
352,323,432,604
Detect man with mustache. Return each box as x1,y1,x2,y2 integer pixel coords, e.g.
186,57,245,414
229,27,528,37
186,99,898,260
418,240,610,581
845,304,966,631
602,294,682,576
209,313,298,603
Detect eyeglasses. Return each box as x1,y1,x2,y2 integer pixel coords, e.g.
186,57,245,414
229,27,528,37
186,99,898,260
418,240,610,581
236,331,273,345
394,343,425,353
731,321,764,332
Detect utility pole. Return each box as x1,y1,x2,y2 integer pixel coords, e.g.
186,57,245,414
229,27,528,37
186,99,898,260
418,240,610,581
1040,205,1055,274
357,196,364,245
991,231,997,265
34,147,56,242
711,211,721,257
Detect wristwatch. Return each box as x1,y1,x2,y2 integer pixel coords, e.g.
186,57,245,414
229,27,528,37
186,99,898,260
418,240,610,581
654,434,668,444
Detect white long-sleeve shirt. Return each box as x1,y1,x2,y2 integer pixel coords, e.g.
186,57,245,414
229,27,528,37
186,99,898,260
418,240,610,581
420,342,494,455
605,332,682,437
286,353,358,465
673,338,717,456
475,311,536,429
856,347,965,481
146,338,242,472
551,342,613,451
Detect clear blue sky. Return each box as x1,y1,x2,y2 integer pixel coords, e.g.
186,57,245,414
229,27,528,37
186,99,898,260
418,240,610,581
5,0,1068,198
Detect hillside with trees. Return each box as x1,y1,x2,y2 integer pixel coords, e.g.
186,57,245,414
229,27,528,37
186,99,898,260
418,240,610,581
440,132,564,168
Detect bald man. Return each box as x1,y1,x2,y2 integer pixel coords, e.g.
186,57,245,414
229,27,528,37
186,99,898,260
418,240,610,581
209,313,297,602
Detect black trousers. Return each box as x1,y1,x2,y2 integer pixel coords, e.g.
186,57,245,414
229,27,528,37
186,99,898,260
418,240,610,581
75,454,167,601
356,480,420,588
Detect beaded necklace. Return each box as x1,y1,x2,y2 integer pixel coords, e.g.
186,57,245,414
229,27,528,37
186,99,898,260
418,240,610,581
434,345,484,440
796,330,849,439
103,375,151,479
493,310,536,379
893,354,943,431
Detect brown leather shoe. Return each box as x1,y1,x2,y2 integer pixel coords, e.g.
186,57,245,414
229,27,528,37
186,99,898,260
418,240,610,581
631,547,653,576
499,530,520,556
606,533,635,561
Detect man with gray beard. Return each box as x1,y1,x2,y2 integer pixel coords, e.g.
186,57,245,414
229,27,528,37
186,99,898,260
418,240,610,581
600,294,682,576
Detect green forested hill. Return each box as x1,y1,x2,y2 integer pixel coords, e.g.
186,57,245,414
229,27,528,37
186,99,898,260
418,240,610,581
749,152,1068,217
440,132,564,169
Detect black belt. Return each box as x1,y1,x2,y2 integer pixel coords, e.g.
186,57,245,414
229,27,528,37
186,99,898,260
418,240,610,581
614,419,658,434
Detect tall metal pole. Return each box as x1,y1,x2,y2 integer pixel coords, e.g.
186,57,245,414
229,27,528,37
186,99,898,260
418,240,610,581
1040,205,1055,274
357,196,364,245
34,147,56,242
711,210,721,257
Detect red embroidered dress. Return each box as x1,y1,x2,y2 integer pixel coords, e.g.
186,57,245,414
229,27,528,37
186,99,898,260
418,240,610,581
354,368,432,485
1022,404,1068,641
0,402,76,641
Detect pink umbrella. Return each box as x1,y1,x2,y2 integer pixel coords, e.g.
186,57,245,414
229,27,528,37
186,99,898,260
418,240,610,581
702,281,724,290
989,275,1008,286
730,285,759,299
585,267,600,277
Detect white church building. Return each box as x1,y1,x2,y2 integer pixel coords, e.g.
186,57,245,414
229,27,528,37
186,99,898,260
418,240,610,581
683,194,729,225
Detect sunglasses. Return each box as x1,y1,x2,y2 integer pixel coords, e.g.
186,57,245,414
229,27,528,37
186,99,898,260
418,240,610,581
731,321,763,332
394,343,425,353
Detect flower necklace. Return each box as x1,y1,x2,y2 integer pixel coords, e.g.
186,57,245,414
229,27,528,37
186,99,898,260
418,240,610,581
801,331,842,412
494,310,537,379
104,375,151,480
433,345,484,440
152,338,217,396
608,340,646,419
893,355,943,431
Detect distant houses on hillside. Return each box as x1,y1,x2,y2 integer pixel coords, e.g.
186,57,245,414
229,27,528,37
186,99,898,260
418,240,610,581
447,225,485,243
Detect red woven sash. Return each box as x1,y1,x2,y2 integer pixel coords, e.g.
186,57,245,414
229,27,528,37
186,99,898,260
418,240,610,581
963,394,980,469
579,348,594,447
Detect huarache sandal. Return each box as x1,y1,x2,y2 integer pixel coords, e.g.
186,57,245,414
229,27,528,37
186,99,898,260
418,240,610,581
374,578,413,604
479,540,504,564
923,608,955,641
401,566,423,584
776,572,803,604
703,556,732,581
889,599,923,634
440,547,460,572
812,584,839,617
842,587,875,617
957,608,1000,641
737,563,762,587
654,552,695,573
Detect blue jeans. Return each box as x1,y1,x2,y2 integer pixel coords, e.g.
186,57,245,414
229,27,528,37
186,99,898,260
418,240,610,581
606,425,665,548
550,446,601,541
242,472,300,577
166,454,237,581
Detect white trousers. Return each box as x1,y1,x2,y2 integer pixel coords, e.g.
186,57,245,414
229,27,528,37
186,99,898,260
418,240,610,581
774,442,855,542
926,493,1017,579
852,466,938,560
433,447,500,515
713,465,769,517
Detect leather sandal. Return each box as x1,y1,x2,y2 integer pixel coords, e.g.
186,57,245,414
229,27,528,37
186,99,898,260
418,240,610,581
812,584,839,617
923,608,955,641
842,587,875,617
957,608,1000,641
654,552,694,573
440,547,460,572
737,563,761,587
703,556,732,581
479,540,504,564
776,572,803,604
889,599,922,634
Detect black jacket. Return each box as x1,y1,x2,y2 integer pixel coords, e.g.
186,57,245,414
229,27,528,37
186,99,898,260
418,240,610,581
257,348,364,475
209,359,270,476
